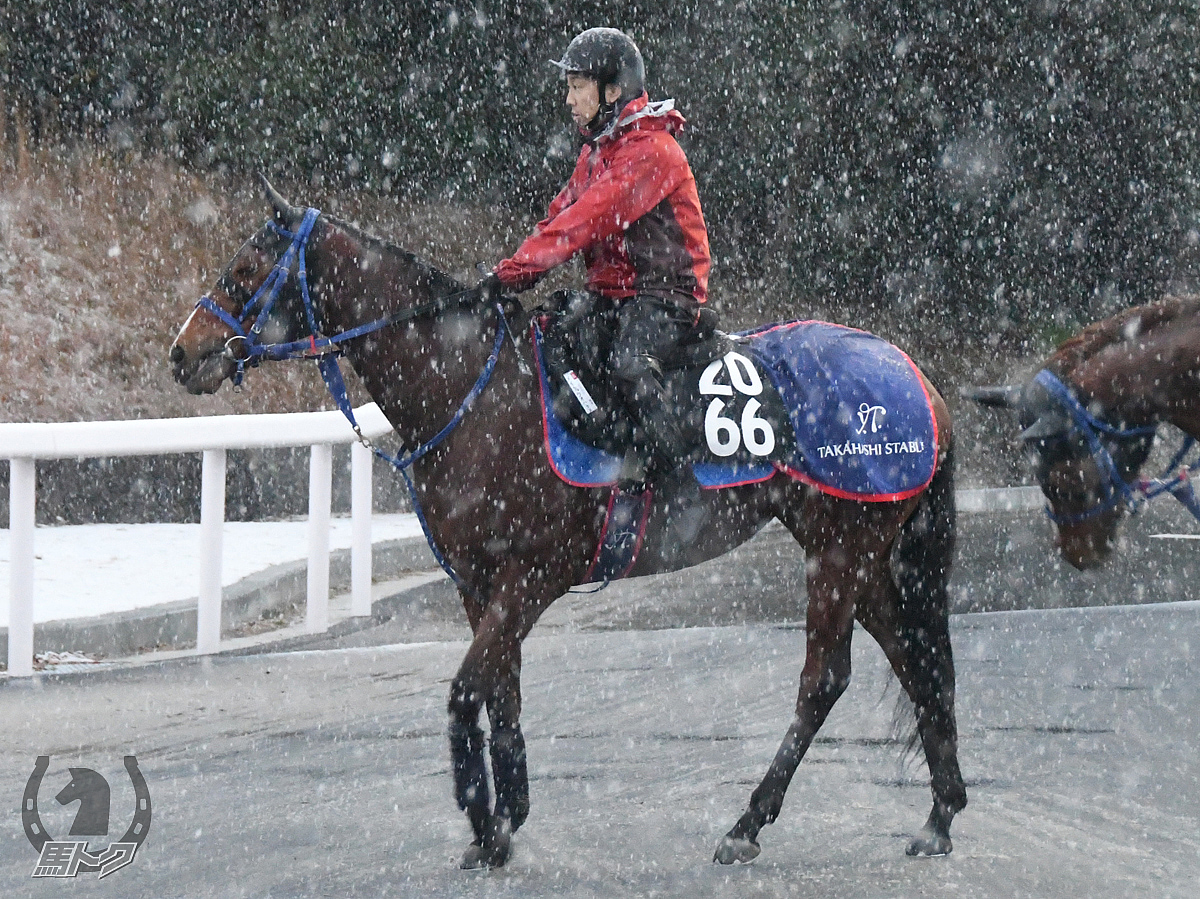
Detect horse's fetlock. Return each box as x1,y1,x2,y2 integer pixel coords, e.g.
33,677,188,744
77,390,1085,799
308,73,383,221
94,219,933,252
938,787,968,815
752,795,783,827
448,679,484,720
447,719,485,751
490,726,530,830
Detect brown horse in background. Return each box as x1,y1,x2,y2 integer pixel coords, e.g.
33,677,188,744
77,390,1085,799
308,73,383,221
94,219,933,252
169,184,965,868
971,295,1200,569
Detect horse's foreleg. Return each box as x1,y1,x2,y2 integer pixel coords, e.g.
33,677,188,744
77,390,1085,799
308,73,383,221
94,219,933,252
449,570,560,870
448,676,491,849
447,593,522,870
451,678,528,872
484,643,528,825
715,565,856,864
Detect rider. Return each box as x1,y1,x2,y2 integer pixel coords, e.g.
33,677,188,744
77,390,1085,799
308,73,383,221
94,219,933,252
481,27,713,493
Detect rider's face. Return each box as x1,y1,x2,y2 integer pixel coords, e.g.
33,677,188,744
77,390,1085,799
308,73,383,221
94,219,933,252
565,74,620,128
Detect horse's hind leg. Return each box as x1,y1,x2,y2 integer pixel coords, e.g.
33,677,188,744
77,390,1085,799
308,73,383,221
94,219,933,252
861,584,965,856
715,506,859,864
876,447,966,856
715,594,854,863
897,593,965,856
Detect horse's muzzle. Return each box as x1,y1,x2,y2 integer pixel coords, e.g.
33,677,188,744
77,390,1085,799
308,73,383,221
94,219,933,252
171,345,235,395
1054,521,1117,571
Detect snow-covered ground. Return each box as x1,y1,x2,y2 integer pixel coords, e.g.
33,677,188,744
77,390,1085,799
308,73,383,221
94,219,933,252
0,514,423,627
3,603,1199,897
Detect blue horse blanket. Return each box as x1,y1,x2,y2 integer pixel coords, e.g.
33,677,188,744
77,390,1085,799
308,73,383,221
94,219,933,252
536,319,938,502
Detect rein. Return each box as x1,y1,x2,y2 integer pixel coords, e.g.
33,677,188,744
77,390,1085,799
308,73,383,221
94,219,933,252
194,206,513,593
1032,369,1200,524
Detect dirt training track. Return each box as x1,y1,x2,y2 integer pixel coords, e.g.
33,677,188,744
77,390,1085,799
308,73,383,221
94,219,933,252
1,506,1198,898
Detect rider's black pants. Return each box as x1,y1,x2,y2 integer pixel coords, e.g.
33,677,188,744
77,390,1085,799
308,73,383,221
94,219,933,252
608,294,699,466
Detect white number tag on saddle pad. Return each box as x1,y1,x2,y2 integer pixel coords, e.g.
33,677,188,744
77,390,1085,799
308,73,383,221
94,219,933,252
698,352,776,458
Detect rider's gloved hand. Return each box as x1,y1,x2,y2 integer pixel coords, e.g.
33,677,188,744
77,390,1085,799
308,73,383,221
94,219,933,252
475,271,502,303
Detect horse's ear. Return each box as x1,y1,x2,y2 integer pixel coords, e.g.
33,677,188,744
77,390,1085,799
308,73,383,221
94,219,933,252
260,174,300,226
963,385,1023,410
1019,412,1069,442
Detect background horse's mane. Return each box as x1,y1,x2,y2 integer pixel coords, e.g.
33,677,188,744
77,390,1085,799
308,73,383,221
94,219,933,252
1049,294,1200,373
323,212,466,298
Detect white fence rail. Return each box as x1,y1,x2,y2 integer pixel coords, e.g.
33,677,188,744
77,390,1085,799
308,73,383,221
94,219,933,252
2,404,395,677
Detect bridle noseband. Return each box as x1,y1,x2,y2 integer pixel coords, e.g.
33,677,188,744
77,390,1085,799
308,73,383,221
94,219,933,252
1031,369,1200,524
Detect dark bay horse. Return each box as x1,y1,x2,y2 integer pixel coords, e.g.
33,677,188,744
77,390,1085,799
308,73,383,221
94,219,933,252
170,185,965,868
972,295,1200,569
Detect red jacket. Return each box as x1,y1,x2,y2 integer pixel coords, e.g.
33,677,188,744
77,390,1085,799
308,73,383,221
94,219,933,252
495,94,710,305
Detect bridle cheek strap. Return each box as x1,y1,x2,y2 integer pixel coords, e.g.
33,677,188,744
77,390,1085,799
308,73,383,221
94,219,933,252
189,207,322,385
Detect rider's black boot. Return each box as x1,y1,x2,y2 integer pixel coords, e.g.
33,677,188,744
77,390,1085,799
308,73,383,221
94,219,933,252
614,364,709,551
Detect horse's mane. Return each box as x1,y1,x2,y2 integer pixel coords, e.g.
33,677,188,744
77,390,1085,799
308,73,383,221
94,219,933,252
1048,294,1200,373
325,213,467,298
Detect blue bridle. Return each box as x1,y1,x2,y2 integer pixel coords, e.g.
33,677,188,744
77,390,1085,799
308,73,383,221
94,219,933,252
194,208,323,384
192,206,511,592
1032,369,1200,525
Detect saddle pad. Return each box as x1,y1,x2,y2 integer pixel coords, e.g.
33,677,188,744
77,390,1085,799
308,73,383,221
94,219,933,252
742,320,937,501
533,320,937,500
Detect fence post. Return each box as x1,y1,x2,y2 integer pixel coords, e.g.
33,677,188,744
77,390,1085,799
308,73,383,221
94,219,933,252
7,458,36,677
306,444,332,632
351,442,373,617
197,449,226,655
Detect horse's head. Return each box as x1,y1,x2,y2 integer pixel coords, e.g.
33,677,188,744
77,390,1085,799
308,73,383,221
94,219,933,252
170,179,317,394
968,372,1154,570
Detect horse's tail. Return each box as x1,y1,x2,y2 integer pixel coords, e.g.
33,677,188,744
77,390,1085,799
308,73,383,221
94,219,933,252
890,439,957,751
894,439,956,611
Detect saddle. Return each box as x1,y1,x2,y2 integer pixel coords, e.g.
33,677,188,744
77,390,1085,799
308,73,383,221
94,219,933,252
534,298,939,502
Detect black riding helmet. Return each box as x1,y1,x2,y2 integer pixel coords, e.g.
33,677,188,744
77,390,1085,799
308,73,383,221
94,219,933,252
551,28,645,131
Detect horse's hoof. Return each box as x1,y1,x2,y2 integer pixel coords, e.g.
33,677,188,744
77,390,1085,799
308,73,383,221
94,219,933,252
459,842,489,870
459,839,509,870
906,829,952,857
459,817,513,870
713,835,761,865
